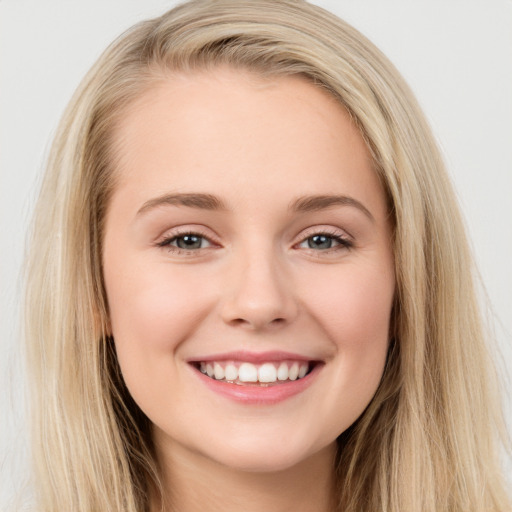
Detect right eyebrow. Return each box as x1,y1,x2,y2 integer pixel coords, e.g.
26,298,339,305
289,194,375,222
136,193,228,216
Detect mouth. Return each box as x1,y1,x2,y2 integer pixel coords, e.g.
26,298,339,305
187,351,323,403
191,359,317,386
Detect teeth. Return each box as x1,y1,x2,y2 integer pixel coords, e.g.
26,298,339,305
197,360,311,384
289,362,299,381
277,362,289,381
224,363,238,381
239,363,258,382
214,363,225,380
258,363,277,383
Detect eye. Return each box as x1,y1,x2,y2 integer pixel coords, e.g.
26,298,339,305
297,231,352,252
157,231,214,252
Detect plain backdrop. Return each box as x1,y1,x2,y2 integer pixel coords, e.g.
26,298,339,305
1,0,511,507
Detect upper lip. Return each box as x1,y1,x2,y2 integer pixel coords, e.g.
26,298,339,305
187,350,319,364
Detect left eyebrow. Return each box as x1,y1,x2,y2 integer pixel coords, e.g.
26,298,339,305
136,193,229,216
289,194,375,222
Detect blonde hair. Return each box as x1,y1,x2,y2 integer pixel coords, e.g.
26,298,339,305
24,0,511,510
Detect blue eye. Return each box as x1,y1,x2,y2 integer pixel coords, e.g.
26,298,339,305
307,234,335,249
174,234,206,249
298,233,351,251
158,233,212,251
157,230,351,255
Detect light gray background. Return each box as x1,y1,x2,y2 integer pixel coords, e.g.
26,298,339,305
1,0,511,507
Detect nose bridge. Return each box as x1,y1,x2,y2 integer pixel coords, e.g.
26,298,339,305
220,238,297,330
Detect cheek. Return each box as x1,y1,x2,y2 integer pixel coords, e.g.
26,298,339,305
104,262,217,418
105,260,215,354
297,262,394,420
299,263,394,348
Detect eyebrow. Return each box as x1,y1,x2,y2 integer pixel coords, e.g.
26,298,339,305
136,192,374,221
289,194,375,221
137,193,228,215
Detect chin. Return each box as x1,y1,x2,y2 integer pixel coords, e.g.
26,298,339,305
198,434,332,474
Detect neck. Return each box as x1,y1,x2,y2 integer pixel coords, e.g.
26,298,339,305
151,440,337,512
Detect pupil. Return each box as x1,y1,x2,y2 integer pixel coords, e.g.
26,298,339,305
309,235,332,249
177,235,202,249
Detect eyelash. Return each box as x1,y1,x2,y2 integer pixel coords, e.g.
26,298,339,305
156,229,216,254
156,228,353,256
297,228,353,253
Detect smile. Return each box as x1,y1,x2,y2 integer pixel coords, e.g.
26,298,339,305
196,360,312,385
188,352,322,404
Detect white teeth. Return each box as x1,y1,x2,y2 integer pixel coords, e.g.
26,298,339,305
289,362,299,381
277,362,289,381
198,360,311,383
214,363,225,380
224,363,238,381
258,363,277,383
238,362,258,382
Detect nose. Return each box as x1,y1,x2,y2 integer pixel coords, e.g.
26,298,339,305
220,248,299,331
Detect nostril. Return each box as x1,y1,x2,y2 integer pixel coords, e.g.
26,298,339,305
231,318,249,326
227,316,287,329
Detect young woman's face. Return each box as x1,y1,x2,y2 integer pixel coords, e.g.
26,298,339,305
103,68,395,473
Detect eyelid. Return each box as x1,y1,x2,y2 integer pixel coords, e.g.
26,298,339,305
154,224,353,256
300,224,352,239
293,226,354,254
155,225,221,253
296,225,352,243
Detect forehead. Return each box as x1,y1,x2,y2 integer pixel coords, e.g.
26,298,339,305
108,67,386,219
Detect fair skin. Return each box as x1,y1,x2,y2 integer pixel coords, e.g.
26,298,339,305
102,67,395,512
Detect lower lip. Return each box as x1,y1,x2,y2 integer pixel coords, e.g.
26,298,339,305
192,364,322,405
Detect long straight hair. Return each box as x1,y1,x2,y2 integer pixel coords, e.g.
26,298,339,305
24,1,511,510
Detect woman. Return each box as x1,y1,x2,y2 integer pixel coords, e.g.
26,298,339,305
23,0,511,511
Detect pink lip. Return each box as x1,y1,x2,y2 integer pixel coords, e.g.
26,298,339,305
188,352,323,405
187,350,313,364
